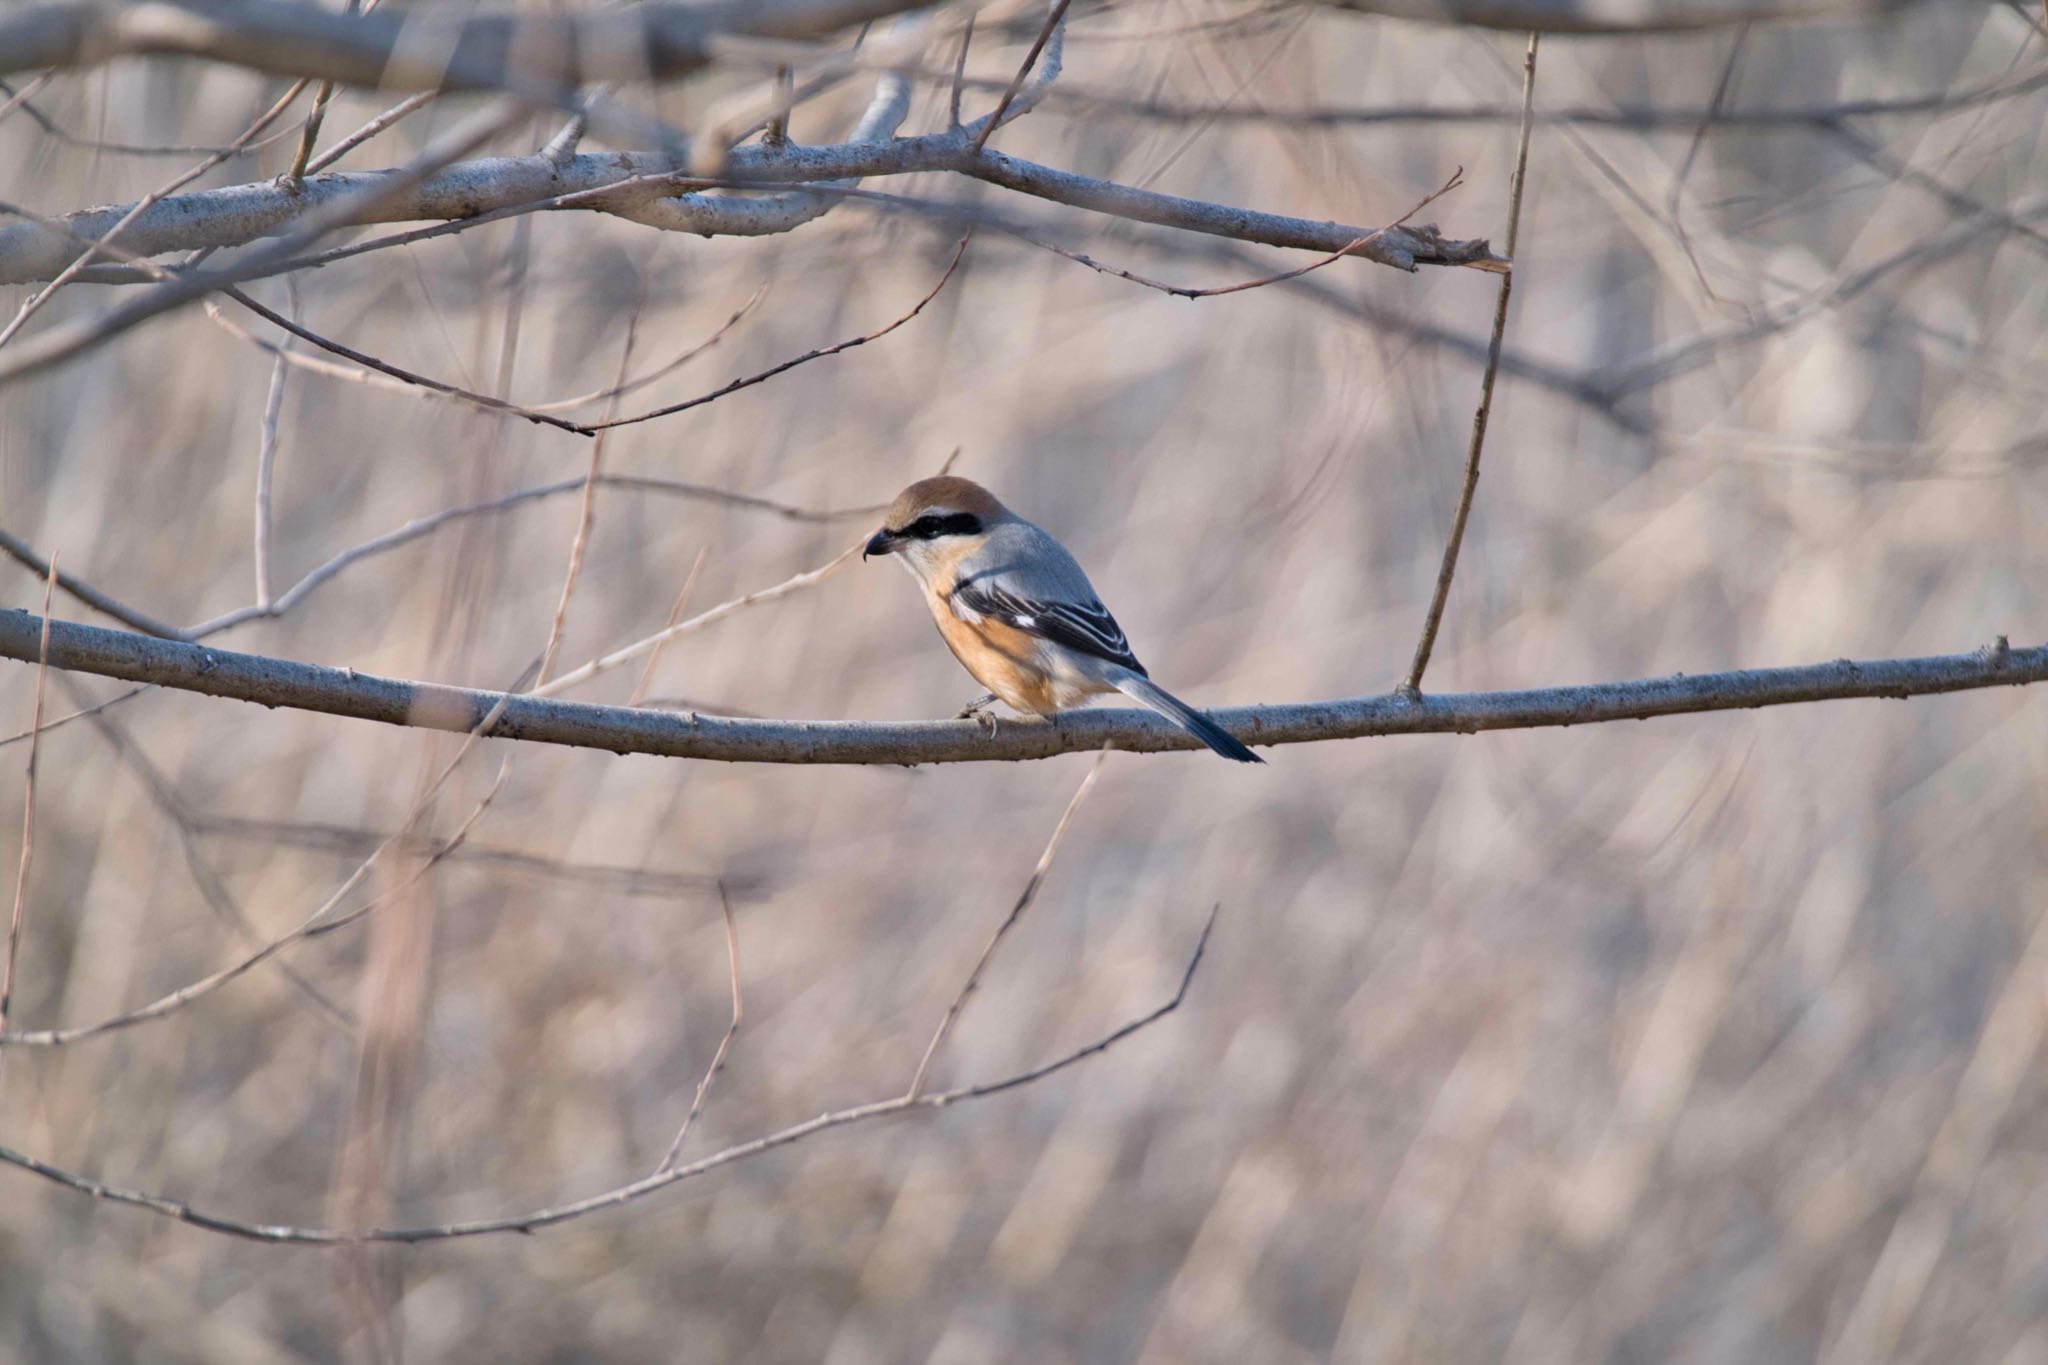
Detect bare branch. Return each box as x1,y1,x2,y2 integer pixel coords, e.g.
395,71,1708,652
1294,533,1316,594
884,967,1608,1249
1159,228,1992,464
59,674,357,1032
655,882,744,1173
0,684,522,1049
4,477,874,646
586,232,971,434
819,56,2048,132
0,0,932,92
629,549,710,708
0,131,1500,288
534,543,866,699
908,752,1107,1098
0,906,1216,1243
1,612,2040,765
537,316,639,683
1405,34,1539,693
0,562,56,1040
1303,0,1919,32
970,0,1070,153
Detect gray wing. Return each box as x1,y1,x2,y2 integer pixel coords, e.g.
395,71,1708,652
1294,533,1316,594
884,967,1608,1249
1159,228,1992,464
951,520,1148,677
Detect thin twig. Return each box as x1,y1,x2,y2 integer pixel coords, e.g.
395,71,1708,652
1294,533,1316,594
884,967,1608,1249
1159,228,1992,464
0,78,311,349
971,0,1072,152
535,541,867,699
0,684,151,751
538,312,641,684
61,674,356,1032
948,16,975,128
5,474,875,647
629,549,710,707
283,0,371,184
586,231,973,434
0,560,56,1038
0,683,522,1048
0,98,530,386
0,527,184,639
656,881,744,1172
907,750,1108,1098
251,277,298,606
527,285,768,413
223,286,596,437
0,73,56,128
0,905,1216,1243
305,91,437,174
765,64,794,146
1404,33,1539,695
1010,167,1465,299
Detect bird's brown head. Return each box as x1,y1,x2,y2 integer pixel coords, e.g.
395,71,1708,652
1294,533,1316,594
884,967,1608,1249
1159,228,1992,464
864,477,1009,562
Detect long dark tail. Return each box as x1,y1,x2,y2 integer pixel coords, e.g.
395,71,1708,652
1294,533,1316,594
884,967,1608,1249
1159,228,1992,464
1113,674,1263,764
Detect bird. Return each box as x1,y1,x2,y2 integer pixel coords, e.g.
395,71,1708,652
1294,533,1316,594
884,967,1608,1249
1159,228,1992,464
863,476,1262,763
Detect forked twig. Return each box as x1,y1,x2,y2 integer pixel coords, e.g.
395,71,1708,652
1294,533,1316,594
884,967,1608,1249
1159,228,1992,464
0,907,1217,1243
908,750,1108,1098
656,882,745,1172
586,233,972,434
971,0,1072,152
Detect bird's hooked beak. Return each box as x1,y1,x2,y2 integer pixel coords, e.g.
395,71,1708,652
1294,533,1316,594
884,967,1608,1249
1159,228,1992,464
862,528,897,561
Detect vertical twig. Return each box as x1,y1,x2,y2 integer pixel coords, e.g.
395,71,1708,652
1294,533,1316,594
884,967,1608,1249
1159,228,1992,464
970,0,1072,153
1403,32,1539,696
656,881,744,1173
252,275,299,607
283,0,368,184
536,307,641,685
948,16,976,129
628,547,709,707
0,559,56,1037
765,65,793,147
906,750,1108,1099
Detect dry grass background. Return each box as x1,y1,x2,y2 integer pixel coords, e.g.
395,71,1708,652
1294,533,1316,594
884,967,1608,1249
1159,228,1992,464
4,2,2048,1360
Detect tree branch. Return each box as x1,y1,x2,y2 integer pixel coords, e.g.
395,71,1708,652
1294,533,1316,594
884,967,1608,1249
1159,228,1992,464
0,0,929,92
0,132,1501,287
0,611,2038,765
1305,0,1919,31
0,907,1216,1243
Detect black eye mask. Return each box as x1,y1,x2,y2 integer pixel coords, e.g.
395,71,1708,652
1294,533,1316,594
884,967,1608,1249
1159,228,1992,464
902,512,982,540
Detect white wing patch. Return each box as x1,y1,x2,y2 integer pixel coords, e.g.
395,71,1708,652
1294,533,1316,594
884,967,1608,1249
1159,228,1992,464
952,581,1146,675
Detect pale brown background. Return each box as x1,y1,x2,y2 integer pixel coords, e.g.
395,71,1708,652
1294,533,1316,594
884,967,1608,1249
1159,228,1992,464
3,3,2047,1361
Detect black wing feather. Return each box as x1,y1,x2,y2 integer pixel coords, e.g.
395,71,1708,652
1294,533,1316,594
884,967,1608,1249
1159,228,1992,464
952,582,1147,676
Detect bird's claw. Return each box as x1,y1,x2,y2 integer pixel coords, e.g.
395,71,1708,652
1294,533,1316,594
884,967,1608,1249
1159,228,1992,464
956,694,1000,738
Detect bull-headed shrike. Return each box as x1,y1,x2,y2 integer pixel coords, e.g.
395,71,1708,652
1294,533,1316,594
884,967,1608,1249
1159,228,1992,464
864,476,1262,763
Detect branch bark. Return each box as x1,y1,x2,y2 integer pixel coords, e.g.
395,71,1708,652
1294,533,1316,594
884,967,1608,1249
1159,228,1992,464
0,0,928,91
1305,0,1918,31
0,134,1500,287
0,611,2038,765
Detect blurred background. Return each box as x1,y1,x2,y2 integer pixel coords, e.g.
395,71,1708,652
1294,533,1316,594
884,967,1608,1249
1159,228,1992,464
3,1,2047,1360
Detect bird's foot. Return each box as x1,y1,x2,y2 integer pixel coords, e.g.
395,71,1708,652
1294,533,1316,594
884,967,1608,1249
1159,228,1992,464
956,693,1001,738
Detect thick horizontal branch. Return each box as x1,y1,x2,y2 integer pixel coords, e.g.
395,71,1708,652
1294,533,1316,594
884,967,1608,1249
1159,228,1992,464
0,132,1498,286
0,0,925,92
1,611,2039,765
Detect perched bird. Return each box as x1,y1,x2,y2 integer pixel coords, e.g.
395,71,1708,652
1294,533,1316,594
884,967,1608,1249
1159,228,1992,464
863,476,1262,763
